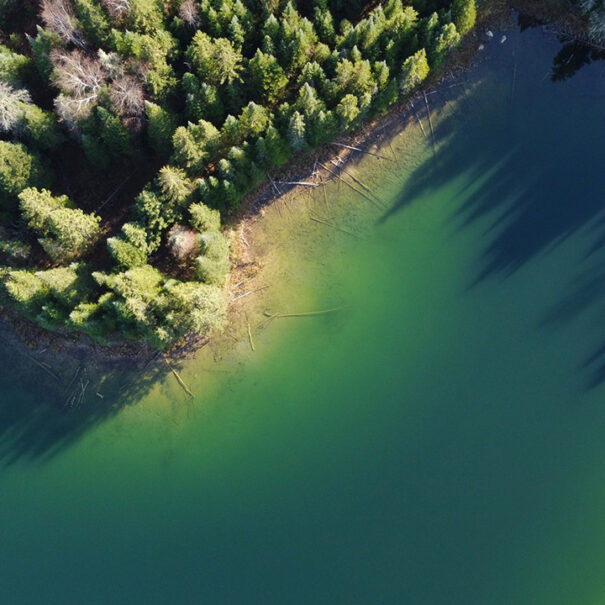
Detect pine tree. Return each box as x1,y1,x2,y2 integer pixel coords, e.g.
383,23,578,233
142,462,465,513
247,49,288,104
189,202,221,233
145,100,178,157
19,187,102,262
172,119,221,174
0,142,50,214
73,0,111,46
187,32,243,86
21,104,64,151
287,111,307,152
452,0,476,36
0,45,32,88
107,222,149,268
336,94,360,130
400,48,430,95
156,166,194,206
431,22,461,69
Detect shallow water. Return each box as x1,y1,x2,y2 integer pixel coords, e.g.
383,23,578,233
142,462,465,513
2,22,605,605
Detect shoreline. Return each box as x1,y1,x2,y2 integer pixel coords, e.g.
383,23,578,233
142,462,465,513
0,1,553,368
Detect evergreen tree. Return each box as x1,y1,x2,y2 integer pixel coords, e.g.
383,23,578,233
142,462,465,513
247,49,289,105
187,32,243,86
156,166,194,206
336,94,360,129
172,119,221,174
19,187,102,262
21,104,64,151
145,100,178,157
287,111,307,152
0,142,50,214
431,22,461,69
452,0,476,36
73,0,111,46
190,202,221,233
400,48,430,95
107,222,149,268
0,45,32,88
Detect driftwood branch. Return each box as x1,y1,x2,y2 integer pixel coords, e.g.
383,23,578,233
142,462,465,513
331,142,393,162
163,356,194,398
309,215,361,239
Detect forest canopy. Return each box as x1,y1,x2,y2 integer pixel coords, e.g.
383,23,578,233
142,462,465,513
0,0,475,349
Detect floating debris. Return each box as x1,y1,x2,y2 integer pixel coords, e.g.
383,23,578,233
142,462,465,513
486,30,494,38
500,35,507,44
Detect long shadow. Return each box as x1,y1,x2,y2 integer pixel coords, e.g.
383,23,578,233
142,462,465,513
382,21,605,387
0,321,178,466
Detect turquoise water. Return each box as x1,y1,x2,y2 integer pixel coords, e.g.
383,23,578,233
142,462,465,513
2,23,605,604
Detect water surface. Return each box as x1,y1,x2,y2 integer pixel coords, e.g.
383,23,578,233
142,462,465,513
1,22,605,605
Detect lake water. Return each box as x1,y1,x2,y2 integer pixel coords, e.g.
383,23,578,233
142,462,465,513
2,20,605,605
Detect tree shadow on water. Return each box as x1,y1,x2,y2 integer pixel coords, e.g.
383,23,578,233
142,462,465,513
0,324,177,466
381,24,605,389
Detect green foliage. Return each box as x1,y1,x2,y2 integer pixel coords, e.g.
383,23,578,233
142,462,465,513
156,165,194,206
145,100,178,156
189,202,221,233
452,0,476,37
20,104,64,151
19,188,102,262
247,49,289,104
195,231,230,285
431,22,461,69
0,0,474,347
336,94,360,129
27,27,61,85
74,0,111,46
400,48,430,95
107,222,149,269
0,45,32,88
172,119,221,174
0,142,50,215
187,32,243,86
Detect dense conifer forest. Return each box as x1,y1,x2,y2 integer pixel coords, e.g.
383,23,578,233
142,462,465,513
0,0,476,349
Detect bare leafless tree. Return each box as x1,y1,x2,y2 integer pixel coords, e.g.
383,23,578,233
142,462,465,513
51,50,107,122
100,0,130,19
0,82,30,132
178,0,199,27
109,75,145,117
40,0,85,49
51,49,107,98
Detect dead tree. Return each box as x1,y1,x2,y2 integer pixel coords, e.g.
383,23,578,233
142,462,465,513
109,75,145,118
179,0,200,27
40,0,85,49
51,49,107,122
100,0,130,19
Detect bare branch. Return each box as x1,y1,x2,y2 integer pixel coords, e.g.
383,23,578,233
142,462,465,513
51,49,107,99
40,0,85,49
109,75,145,117
179,0,199,27
100,0,130,19
0,82,30,132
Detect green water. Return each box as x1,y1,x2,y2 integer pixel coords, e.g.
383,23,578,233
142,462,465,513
2,23,605,604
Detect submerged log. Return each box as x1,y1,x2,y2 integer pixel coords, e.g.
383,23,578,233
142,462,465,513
163,356,194,398
318,162,379,208
331,142,393,161
309,215,362,239
423,92,437,153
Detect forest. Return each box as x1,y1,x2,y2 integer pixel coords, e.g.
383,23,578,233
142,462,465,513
0,0,476,349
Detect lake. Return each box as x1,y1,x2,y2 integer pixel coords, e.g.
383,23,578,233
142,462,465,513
1,17,605,605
